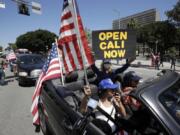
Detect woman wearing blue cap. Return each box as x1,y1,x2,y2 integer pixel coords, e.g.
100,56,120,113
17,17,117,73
80,78,127,134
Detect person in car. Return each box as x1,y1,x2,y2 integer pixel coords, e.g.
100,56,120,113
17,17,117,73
90,58,135,85
80,78,127,134
122,71,142,112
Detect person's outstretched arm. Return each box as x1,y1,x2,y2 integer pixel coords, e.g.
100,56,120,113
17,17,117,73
91,63,101,75
115,58,135,74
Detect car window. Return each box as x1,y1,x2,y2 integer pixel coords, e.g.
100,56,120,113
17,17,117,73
159,79,180,125
19,55,45,64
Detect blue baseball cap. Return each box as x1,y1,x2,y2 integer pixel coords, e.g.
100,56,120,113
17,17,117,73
98,78,118,90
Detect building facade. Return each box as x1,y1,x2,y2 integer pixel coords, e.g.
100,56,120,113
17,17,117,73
112,8,160,29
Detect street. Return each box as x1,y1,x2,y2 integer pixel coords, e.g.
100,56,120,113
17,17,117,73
0,70,43,135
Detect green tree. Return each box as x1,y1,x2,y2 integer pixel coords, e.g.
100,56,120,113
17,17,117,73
16,29,57,53
166,1,180,25
137,21,177,55
127,18,140,55
8,43,17,51
174,28,180,56
127,18,140,29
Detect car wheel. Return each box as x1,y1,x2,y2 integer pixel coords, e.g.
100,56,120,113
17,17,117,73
38,107,51,135
18,80,24,86
18,77,25,86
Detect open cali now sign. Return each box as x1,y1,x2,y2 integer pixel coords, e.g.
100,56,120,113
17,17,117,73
92,29,136,60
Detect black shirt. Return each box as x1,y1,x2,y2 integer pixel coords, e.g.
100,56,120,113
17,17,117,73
91,63,130,84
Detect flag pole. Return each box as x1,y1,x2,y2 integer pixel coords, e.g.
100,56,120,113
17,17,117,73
71,0,89,85
55,39,65,86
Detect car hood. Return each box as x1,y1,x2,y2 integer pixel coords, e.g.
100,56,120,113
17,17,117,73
19,63,43,71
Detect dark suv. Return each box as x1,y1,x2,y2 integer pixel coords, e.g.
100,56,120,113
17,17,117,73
16,54,45,86
38,70,180,135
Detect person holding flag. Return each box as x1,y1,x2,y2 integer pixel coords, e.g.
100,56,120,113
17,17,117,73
31,43,62,131
31,0,94,132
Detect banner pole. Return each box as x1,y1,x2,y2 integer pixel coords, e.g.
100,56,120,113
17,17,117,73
71,0,89,85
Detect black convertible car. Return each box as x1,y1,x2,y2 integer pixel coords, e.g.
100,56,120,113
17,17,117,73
38,70,180,135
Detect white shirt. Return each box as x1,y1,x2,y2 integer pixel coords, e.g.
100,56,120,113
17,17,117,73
95,100,116,132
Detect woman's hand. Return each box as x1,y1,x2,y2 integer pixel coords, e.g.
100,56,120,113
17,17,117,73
113,93,121,106
83,85,91,97
113,93,127,117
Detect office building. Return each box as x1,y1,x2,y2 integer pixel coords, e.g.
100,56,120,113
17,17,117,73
112,8,160,29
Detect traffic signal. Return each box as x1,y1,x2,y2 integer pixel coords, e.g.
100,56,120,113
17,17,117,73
18,3,30,16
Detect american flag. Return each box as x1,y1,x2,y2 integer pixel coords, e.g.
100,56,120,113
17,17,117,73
31,43,62,126
6,51,16,61
58,0,93,74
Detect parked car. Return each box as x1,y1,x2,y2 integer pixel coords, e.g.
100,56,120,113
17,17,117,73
38,70,180,135
16,54,45,86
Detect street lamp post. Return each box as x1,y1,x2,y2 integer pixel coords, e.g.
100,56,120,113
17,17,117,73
155,40,158,54
113,9,120,29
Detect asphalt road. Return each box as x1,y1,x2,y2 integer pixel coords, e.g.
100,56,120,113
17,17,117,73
0,70,43,135
0,65,159,135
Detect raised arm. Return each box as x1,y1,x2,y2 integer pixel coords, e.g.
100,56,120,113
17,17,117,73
115,58,135,74
91,63,101,75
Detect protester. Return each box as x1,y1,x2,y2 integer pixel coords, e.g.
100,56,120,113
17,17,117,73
155,53,160,70
150,52,156,67
150,52,160,70
170,55,176,71
0,58,6,85
91,58,135,85
0,58,5,69
159,53,164,67
80,78,127,134
122,71,142,112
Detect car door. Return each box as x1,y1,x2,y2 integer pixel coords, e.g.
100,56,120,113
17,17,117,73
41,81,67,135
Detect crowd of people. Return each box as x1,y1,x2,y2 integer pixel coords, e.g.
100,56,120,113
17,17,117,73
79,58,144,135
151,52,177,71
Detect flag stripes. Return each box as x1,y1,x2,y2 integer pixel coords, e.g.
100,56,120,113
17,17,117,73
6,51,16,61
31,44,62,126
58,0,93,74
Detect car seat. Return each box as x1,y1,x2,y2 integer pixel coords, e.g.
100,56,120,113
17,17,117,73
65,71,78,83
91,119,112,135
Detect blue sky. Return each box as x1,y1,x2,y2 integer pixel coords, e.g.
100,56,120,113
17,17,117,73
0,0,178,48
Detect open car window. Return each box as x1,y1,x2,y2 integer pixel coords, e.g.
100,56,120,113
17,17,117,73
159,79,180,125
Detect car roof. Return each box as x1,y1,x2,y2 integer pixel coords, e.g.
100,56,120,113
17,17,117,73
134,70,179,99
16,53,43,58
132,70,180,134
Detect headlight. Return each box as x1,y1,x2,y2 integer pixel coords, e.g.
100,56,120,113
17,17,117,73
30,69,42,78
19,72,28,77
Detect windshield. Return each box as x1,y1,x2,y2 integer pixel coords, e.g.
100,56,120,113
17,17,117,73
159,79,180,125
19,55,45,64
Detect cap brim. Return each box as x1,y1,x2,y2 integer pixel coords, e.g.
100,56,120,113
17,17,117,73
102,83,119,90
